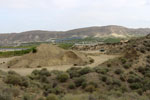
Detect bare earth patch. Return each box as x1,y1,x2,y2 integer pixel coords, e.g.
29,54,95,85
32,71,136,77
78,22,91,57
0,52,118,76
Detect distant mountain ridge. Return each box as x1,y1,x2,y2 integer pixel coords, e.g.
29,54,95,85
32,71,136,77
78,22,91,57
0,25,150,46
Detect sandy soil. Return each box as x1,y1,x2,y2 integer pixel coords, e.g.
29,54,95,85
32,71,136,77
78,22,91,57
0,51,118,76
8,44,92,68
0,56,20,67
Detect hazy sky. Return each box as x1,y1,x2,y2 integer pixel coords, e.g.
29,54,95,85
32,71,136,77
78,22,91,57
0,0,150,33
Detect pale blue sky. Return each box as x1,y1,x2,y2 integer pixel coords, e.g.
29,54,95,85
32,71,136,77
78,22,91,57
0,0,150,33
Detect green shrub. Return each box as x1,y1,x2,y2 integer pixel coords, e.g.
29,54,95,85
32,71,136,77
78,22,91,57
58,43,73,49
85,85,96,93
23,94,33,100
0,47,35,57
67,67,81,78
74,77,86,87
94,67,109,74
121,58,127,64
81,82,87,89
137,66,145,74
107,64,111,67
88,82,98,88
127,75,141,83
5,74,22,86
40,75,49,83
39,68,51,76
89,59,94,63
142,78,150,91
32,47,37,53
38,97,45,100
4,72,29,87
44,86,63,96
57,72,70,82
46,94,59,100
101,75,107,82
114,69,123,75
106,78,113,85
68,82,76,89
144,71,150,77
0,88,13,100
32,69,40,75
120,85,128,93
79,67,92,75
123,64,131,69
120,74,126,81
130,83,143,90
112,79,121,86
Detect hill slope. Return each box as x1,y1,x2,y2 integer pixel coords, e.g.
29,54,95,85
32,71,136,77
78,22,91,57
0,25,150,46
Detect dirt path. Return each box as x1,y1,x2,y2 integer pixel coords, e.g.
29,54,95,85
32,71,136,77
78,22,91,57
0,53,118,76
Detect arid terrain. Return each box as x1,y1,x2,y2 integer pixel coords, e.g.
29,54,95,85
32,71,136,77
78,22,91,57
0,34,150,100
0,25,150,46
0,49,118,75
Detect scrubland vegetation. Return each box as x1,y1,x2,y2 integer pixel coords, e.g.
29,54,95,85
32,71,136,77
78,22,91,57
0,47,37,57
1,63,150,100
1,34,150,100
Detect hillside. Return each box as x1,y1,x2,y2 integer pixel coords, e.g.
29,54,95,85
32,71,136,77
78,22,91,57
0,25,150,46
1,35,150,100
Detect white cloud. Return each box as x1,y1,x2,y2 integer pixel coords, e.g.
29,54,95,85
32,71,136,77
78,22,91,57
0,0,150,32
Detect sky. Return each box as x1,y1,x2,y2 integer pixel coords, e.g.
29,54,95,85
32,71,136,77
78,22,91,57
0,0,150,33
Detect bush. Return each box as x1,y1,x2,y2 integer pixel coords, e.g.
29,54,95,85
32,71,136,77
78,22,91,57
67,67,81,78
81,82,87,89
114,69,123,75
94,67,109,74
4,72,29,87
120,74,126,81
88,82,98,88
44,86,63,96
32,69,40,75
85,85,96,93
32,48,37,53
38,97,45,100
79,67,92,75
39,68,51,76
74,77,86,87
121,58,127,64
57,72,70,82
137,66,145,74
107,64,111,67
0,88,13,100
23,94,33,100
46,94,59,100
68,82,76,89
112,79,121,86
127,75,141,83
89,59,94,63
101,76,107,82
142,78,150,91
130,83,143,90
5,74,22,86
123,64,131,69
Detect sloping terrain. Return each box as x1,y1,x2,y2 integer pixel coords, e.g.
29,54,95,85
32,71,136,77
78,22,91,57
1,35,150,100
7,44,92,68
0,25,150,46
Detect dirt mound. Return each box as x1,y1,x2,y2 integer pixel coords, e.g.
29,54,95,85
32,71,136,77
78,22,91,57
7,44,92,68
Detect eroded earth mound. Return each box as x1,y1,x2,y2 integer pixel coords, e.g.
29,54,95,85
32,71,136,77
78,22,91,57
7,44,93,68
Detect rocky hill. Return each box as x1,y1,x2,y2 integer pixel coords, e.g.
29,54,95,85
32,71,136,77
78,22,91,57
0,25,150,46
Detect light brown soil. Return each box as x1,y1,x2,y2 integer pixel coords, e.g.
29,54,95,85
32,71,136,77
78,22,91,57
7,44,92,68
0,53,118,76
